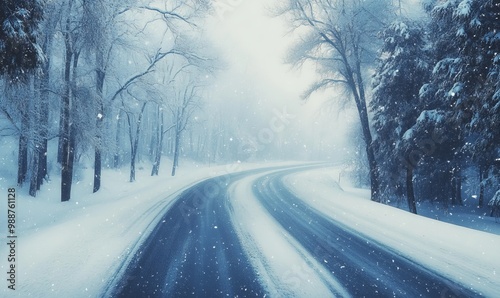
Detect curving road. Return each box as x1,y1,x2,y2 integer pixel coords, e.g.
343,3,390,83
253,171,477,298
109,170,267,297
108,166,478,297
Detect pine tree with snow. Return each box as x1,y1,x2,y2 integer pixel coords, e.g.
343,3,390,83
371,20,431,213
0,0,44,78
407,0,474,206
1,1,44,189
457,0,500,206
423,0,500,206
489,190,500,219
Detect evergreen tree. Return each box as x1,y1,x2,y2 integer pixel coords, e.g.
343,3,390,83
0,0,44,78
371,20,431,213
423,0,500,206
454,0,500,206
1,0,44,188
408,0,467,206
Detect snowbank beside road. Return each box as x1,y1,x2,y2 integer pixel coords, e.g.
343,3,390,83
1,163,209,297
284,168,500,297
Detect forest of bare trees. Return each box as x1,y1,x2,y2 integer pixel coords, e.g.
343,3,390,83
0,0,219,201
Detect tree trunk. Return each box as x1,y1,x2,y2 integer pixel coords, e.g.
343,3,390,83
60,111,73,202
37,140,47,188
60,32,74,202
93,140,102,192
61,128,76,202
36,6,55,191
130,128,141,182
130,149,136,182
15,82,29,187
128,102,147,182
171,127,181,177
17,121,28,186
478,166,485,207
406,166,417,214
151,109,164,176
93,51,105,193
355,51,380,202
151,152,160,176
37,69,50,190
29,77,41,197
113,109,122,168
149,106,158,159
128,113,135,182
29,151,39,197
57,101,64,164
346,64,380,201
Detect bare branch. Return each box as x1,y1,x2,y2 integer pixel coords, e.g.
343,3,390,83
302,78,348,99
162,124,176,135
141,6,197,27
0,107,20,134
108,49,178,102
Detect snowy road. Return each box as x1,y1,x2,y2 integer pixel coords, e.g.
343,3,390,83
253,171,477,297
110,170,268,297
108,166,479,297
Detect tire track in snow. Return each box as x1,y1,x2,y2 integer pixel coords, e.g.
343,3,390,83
109,173,267,297
229,171,350,297
105,163,345,297
252,170,479,297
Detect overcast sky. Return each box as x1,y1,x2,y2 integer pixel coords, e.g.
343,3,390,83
204,0,349,158
202,0,424,159
206,0,316,103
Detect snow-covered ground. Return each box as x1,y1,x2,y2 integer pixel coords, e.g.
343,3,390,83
284,167,500,297
0,159,299,297
1,162,498,297
0,161,206,297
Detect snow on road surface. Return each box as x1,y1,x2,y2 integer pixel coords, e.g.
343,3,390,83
284,168,500,297
230,171,349,297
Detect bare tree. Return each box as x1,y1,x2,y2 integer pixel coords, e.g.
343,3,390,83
123,98,147,182
114,53,184,182
29,0,61,196
150,63,188,176
83,0,121,193
89,0,211,190
169,82,202,176
59,0,83,202
277,0,393,201
150,104,175,176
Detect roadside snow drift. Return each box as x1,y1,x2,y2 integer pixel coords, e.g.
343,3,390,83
284,168,500,297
